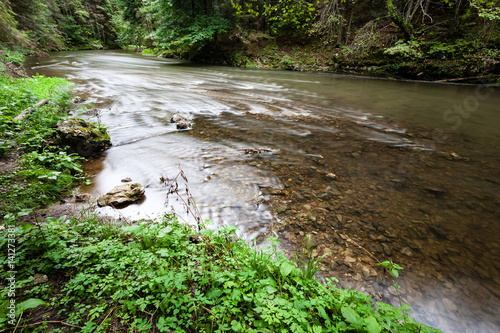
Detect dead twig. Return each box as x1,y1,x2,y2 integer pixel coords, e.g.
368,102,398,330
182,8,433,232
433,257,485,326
238,148,279,154
0,321,82,332
13,99,49,121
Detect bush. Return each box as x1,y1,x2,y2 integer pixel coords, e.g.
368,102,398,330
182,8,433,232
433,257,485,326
383,41,423,59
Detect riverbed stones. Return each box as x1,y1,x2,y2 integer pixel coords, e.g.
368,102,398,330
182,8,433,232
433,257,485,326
56,118,111,157
326,172,338,180
361,265,377,278
97,183,145,207
382,243,392,256
401,247,413,256
74,193,91,202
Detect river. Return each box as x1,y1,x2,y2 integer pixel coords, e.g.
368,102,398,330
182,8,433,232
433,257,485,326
26,50,500,333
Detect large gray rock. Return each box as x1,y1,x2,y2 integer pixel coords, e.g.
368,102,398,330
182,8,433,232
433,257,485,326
56,118,111,157
97,183,145,207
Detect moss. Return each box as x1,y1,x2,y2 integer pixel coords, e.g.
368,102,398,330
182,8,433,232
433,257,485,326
56,118,111,157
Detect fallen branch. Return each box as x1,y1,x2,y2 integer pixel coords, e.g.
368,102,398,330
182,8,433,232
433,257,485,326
13,99,49,121
238,148,280,154
0,320,81,332
436,75,500,83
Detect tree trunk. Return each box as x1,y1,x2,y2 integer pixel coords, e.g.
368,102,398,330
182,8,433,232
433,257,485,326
386,0,414,40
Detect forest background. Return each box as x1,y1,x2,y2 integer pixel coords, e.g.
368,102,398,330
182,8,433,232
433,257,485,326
1,0,499,81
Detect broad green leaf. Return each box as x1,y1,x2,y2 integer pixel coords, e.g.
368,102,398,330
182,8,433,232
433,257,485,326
16,299,46,316
280,262,294,277
365,316,381,333
206,288,223,300
317,305,328,320
313,325,323,333
341,306,361,326
157,226,172,238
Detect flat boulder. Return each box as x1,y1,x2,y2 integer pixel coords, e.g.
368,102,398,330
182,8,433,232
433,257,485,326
56,118,111,157
97,183,145,208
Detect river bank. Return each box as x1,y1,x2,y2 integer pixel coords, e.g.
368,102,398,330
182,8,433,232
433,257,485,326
137,30,500,84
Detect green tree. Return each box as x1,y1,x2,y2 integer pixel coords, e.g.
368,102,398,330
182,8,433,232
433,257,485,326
0,0,26,44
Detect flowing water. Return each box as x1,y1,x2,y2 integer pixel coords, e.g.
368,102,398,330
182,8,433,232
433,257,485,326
26,51,500,332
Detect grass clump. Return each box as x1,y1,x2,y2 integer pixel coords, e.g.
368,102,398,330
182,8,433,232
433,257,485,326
0,213,441,333
0,72,86,218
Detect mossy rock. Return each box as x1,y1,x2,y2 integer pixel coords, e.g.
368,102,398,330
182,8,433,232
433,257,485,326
56,118,111,157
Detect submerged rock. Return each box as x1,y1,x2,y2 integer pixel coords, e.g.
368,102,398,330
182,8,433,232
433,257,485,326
170,114,184,123
176,120,190,130
97,183,145,208
56,118,111,157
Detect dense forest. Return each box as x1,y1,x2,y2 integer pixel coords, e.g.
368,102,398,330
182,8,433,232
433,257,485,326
1,0,499,80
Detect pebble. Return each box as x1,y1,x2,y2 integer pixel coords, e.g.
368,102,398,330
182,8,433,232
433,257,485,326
170,114,184,123
401,247,413,256
442,298,458,312
74,193,91,202
326,173,337,179
361,265,378,278
177,120,190,130
344,256,357,264
33,274,48,285
121,177,132,183
382,243,392,256
368,243,383,254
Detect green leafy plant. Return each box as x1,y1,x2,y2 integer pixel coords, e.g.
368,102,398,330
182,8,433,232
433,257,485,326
384,40,423,59
295,234,329,279
377,260,408,319
0,72,86,218
0,214,441,332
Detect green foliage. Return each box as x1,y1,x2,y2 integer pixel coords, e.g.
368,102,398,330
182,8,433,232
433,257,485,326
0,0,27,45
0,45,26,66
469,0,500,20
153,13,231,59
264,0,317,34
377,260,404,278
383,40,423,59
141,48,157,55
1,0,120,50
22,150,82,174
0,215,442,332
0,72,85,218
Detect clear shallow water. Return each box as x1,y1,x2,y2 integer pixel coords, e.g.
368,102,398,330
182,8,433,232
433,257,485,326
26,51,500,332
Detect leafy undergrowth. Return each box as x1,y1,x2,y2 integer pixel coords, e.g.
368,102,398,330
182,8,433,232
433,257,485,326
0,214,441,333
0,72,85,218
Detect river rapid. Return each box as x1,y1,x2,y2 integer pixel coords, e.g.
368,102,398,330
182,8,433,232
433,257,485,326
26,51,500,333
